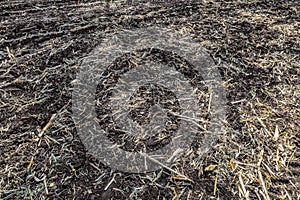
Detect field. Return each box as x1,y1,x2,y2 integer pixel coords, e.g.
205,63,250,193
0,0,299,199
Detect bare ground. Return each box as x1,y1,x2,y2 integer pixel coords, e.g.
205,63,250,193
0,0,299,199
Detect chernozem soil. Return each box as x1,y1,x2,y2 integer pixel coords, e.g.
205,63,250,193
0,0,299,199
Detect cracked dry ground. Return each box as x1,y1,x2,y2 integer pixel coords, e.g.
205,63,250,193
0,0,299,199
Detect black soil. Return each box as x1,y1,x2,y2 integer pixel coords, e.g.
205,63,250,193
0,0,299,199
